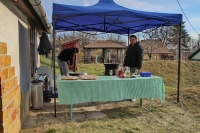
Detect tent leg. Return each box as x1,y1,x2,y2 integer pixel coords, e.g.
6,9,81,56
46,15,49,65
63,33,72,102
128,28,130,45
140,98,142,106
117,49,118,63
84,49,86,64
177,23,182,103
53,20,57,117
104,16,106,32
70,104,73,120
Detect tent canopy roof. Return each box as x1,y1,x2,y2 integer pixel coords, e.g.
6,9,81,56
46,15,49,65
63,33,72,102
52,0,182,34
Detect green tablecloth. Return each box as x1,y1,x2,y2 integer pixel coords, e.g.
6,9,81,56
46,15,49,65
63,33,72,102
56,76,165,105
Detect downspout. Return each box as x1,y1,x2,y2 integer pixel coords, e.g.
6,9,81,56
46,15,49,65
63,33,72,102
29,0,51,33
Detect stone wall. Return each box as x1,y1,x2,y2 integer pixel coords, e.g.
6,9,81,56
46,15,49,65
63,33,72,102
0,42,21,133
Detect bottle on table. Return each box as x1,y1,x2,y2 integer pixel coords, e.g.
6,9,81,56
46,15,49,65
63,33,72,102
124,67,131,77
118,67,123,77
135,69,139,75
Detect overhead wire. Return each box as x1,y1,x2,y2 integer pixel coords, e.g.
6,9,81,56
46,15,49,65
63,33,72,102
177,0,199,35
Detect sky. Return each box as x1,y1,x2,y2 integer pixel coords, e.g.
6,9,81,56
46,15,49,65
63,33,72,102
41,0,200,39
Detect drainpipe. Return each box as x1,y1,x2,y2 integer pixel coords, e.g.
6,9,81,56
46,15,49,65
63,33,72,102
29,0,51,33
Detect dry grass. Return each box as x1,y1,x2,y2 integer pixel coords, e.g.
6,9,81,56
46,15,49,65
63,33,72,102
78,63,104,76
142,60,200,90
23,87,200,133
34,58,200,133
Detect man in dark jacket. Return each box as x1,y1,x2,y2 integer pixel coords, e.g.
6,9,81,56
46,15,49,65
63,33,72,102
124,35,143,102
57,48,74,75
123,35,143,74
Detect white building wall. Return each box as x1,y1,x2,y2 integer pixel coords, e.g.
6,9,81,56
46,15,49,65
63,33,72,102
0,0,28,81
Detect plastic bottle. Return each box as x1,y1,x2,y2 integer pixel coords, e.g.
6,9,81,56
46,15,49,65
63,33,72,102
33,66,39,81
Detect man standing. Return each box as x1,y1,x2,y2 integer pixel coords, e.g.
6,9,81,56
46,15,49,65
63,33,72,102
123,35,143,74
123,35,143,102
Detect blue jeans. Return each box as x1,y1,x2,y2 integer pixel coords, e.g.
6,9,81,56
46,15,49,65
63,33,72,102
58,59,68,75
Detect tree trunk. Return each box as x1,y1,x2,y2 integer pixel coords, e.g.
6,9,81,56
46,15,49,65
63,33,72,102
148,54,152,60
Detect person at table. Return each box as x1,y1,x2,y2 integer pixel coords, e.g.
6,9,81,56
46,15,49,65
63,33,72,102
57,48,78,75
123,35,143,74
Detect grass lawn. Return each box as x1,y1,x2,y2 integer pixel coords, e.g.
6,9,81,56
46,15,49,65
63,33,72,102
37,56,200,133
27,86,200,133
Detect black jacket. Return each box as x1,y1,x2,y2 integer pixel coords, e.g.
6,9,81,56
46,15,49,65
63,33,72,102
37,32,52,57
58,48,74,65
123,42,143,69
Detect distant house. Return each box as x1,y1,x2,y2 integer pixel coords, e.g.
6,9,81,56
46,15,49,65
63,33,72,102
0,0,50,132
140,40,173,60
170,48,196,61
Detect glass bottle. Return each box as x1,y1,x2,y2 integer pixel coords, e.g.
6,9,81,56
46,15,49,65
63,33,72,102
118,67,123,77
125,67,130,77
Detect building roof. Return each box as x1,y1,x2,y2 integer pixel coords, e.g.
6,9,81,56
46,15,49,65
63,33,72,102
188,47,200,61
84,40,127,49
59,39,80,46
11,0,51,33
140,40,172,54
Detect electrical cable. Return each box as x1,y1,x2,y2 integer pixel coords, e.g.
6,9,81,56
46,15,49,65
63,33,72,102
177,0,199,35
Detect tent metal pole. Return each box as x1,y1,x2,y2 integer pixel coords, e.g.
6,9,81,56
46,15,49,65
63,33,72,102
84,48,86,64
117,49,118,63
53,18,57,117
128,28,130,45
177,23,182,103
104,16,106,32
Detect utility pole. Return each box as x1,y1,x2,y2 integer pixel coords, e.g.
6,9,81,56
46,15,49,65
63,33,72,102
198,34,200,47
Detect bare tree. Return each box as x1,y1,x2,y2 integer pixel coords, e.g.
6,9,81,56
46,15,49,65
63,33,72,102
100,33,126,45
155,26,173,47
143,25,191,51
76,32,97,51
52,31,97,51
188,37,199,51
141,29,164,60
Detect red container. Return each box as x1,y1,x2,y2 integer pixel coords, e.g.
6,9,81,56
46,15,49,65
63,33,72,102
118,69,123,77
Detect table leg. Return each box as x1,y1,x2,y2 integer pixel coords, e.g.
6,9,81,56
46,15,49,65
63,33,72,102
140,98,142,106
140,98,152,112
149,98,152,111
70,104,73,120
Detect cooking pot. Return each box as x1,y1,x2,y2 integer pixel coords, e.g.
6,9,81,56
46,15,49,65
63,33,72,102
68,72,80,76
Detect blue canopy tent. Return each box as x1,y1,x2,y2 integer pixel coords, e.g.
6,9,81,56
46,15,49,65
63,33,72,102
52,0,182,117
